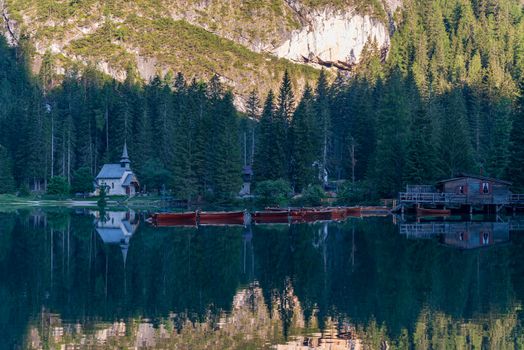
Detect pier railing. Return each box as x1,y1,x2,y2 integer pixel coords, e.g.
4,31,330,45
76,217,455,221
399,223,448,237
509,194,524,204
399,192,467,204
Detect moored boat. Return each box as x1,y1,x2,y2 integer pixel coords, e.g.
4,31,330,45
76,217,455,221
252,210,289,223
264,207,290,212
416,207,451,216
150,212,198,226
360,206,391,216
344,206,362,216
292,208,332,222
327,207,347,221
198,211,247,226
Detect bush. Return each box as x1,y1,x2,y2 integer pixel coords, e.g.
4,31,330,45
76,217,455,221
18,184,30,197
253,179,291,207
46,176,70,196
298,184,326,206
139,159,171,194
336,180,373,205
97,186,107,207
71,167,94,195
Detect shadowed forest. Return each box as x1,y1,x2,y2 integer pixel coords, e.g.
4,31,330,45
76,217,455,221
0,0,523,201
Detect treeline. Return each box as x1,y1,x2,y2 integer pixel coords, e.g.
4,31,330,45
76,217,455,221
254,0,524,196
0,40,242,200
0,0,523,199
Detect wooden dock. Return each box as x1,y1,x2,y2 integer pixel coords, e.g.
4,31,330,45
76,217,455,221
396,175,524,214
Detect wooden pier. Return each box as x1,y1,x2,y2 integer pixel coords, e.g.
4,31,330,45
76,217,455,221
395,174,524,214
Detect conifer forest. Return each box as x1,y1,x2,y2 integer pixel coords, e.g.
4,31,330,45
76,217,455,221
0,0,523,201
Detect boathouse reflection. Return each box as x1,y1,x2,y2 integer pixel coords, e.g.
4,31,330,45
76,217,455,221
398,220,524,249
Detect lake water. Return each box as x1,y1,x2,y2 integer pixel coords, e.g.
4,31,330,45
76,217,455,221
2,208,524,349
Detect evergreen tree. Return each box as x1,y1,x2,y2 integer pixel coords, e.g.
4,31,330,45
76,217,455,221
403,106,436,184
314,70,331,184
276,70,294,124
211,91,242,199
0,145,15,194
508,84,524,191
485,98,512,178
289,85,317,192
273,71,293,179
253,91,275,182
436,88,475,177
71,166,94,194
371,72,410,197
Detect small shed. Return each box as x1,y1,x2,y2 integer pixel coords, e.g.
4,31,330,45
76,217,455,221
239,165,253,196
436,174,512,205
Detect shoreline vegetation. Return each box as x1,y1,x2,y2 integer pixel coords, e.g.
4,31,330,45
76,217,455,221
0,0,523,205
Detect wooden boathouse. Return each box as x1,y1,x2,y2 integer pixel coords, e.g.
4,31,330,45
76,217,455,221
396,174,524,213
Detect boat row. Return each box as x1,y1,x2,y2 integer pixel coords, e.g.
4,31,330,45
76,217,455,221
150,206,391,227
150,211,247,227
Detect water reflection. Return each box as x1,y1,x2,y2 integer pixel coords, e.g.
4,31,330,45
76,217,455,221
1,209,524,349
93,210,139,264
399,221,514,249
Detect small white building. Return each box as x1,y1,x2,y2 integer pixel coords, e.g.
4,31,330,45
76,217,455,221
94,143,139,196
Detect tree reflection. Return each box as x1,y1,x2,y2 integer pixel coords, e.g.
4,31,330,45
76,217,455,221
0,209,523,348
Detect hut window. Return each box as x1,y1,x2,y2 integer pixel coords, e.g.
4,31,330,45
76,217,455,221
458,185,465,194
482,182,490,194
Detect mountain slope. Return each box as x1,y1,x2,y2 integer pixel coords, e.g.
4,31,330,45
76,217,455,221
1,0,396,105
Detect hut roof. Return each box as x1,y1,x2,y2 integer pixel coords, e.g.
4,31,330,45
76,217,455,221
437,173,512,186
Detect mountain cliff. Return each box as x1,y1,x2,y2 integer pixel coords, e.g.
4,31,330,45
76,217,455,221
0,0,398,105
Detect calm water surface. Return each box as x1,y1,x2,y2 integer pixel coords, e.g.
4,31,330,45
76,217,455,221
1,209,524,349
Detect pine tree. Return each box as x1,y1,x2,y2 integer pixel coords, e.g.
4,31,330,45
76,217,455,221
276,70,294,124
314,70,331,185
486,97,512,178
211,91,242,199
371,71,410,197
328,71,350,180
508,84,524,191
289,85,317,192
403,106,436,184
0,144,15,193
253,90,275,182
436,88,475,177
171,79,198,201
245,90,260,165
246,90,260,120
273,71,294,179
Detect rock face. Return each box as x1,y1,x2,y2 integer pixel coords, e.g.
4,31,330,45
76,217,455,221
273,9,389,69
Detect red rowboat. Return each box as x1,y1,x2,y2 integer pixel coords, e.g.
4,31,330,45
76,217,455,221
360,206,390,216
198,211,246,226
329,208,347,221
291,208,332,222
416,207,451,216
252,210,289,223
151,212,197,226
264,207,290,212
344,207,362,216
